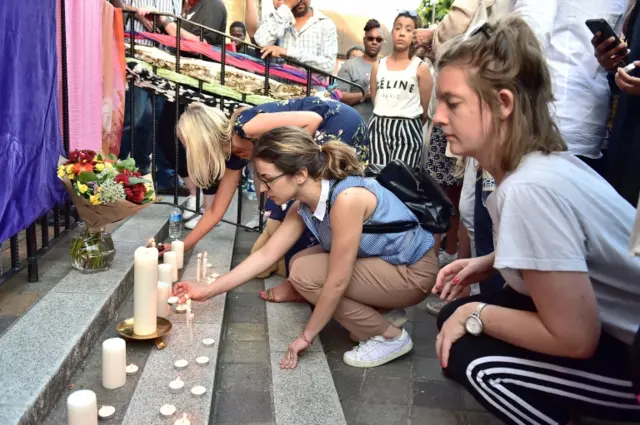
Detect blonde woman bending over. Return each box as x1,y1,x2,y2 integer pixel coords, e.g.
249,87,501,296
177,97,369,303
174,126,438,369
431,16,640,424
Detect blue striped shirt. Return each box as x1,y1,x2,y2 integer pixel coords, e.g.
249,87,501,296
297,176,434,265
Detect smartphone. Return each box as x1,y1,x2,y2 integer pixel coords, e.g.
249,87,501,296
586,18,622,45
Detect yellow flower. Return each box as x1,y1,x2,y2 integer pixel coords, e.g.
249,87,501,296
66,164,74,174
95,163,105,172
78,183,88,194
105,162,113,169
68,172,75,180
90,194,101,205
57,166,65,178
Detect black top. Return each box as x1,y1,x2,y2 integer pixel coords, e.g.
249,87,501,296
182,0,228,46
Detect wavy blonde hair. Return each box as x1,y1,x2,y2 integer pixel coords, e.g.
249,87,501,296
178,103,249,188
252,127,364,180
436,16,566,173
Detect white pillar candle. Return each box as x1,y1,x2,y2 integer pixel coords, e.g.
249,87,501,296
102,338,126,389
158,264,173,285
164,251,178,283
67,390,98,425
171,240,184,269
134,246,158,336
157,281,171,318
201,252,208,282
196,253,202,284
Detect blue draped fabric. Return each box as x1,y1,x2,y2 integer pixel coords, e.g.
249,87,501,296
0,0,66,242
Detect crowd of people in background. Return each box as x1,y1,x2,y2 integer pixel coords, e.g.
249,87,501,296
108,0,640,424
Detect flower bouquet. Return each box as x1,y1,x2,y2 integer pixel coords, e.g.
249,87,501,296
57,150,155,273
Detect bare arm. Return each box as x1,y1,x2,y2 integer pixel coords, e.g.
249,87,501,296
303,188,370,340
241,112,323,137
245,0,260,38
162,22,205,42
475,271,601,358
370,61,379,107
207,205,306,296
183,169,241,252
417,62,433,124
336,63,367,106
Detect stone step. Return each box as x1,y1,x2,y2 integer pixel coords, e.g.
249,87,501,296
0,203,175,425
264,276,347,425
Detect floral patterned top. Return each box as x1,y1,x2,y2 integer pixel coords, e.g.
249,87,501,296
230,96,370,168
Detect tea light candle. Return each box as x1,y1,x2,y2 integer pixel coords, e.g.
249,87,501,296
191,386,206,397
134,247,158,336
125,364,138,375
174,413,191,425
164,251,178,282
196,253,202,283
175,304,187,314
171,240,184,269
67,390,98,425
159,404,176,417
102,338,126,389
196,356,210,366
202,338,215,347
158,264,173,285
169,377,184,393
148,238,156,248
157,281,171,318
167,296,179,305
98,405,115,420
174,359,188,370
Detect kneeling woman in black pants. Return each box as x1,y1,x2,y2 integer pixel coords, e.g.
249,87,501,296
430,16,640,425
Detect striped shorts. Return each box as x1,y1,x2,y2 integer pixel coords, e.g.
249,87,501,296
368,115,424,168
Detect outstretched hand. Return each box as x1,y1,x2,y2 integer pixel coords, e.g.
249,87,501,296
279,336,310,369
433,257,494,301
173,281,212,302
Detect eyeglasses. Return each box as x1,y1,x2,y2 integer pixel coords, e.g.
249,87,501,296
257,173,287,190
366,36,384,43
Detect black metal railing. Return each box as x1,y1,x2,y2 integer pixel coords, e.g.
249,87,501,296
1,9,364,285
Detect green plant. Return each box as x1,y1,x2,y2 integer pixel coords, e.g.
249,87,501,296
418,0,454,26
70,229,116,272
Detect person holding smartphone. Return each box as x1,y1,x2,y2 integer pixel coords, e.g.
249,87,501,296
592,0,640,206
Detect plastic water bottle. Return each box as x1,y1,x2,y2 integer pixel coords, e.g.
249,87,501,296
169,207,182,240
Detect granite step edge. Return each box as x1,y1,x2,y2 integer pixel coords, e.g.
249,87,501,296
264,276,348,425
0,205,173,425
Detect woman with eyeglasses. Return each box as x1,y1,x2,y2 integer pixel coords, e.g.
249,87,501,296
368,10,432,169
432,16,640,424
177,97,369,302
174,126,438,369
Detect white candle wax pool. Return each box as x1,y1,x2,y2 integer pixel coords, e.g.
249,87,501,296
134,247,158,336
67,390,98,425
196,356,210,366
158,264,173,285
202,338,215,347
171,240,184,269
157,281,171,318
126,364,138,375
174,359,188,370
102,338,126,389
164,251,178,283
160,404,176,417
98,405,115,420
169,377,185,393
191,386,206,397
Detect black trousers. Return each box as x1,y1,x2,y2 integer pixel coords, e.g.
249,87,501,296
157,102,219,195
437,287,640,425
474,169,504,293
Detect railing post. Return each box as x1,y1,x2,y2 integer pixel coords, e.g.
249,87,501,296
174,19,182,206
129,14,136,160
306,68,312,97
26,224,39,282
264,56,270,97
151,15,158,190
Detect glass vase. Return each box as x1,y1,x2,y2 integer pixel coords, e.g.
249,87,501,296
70,228,116,273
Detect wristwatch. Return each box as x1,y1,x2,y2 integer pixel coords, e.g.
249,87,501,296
465,303,488,336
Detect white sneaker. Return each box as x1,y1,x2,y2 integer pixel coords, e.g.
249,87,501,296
343,329,413,368
438,251,458,267
182,196,199,221
184,214,201,230
383,308,408,328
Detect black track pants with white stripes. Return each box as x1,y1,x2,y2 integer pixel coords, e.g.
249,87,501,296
368,115,424,168
436,287,640,425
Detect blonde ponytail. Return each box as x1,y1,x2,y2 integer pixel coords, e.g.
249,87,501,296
318,141,364,180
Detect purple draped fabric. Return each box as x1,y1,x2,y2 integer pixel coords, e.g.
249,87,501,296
0,0,66,242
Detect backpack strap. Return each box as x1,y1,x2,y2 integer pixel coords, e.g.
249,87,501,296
327,181,419,234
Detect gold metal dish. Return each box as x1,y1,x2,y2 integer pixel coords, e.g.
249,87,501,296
116,317,172,341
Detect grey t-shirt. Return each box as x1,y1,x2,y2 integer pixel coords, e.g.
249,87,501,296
486,151,640,346
337,56,374,123
182,0,227,46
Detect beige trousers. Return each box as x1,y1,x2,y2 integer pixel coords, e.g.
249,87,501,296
289,247,439,341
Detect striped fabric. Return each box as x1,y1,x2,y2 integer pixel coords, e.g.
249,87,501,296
368,115,424,168
126,0,181,45
297,176,434,265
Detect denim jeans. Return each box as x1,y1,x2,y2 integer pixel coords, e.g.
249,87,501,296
121,88,174,188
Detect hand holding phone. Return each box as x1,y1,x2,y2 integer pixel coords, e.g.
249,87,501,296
587,19,629,71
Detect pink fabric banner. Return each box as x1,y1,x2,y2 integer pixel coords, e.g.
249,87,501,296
57,0,103,152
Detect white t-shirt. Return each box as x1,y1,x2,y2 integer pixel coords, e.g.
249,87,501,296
486,152,640,345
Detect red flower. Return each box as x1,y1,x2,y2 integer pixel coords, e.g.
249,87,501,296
114,173,130,186
124,183,146,204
